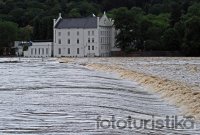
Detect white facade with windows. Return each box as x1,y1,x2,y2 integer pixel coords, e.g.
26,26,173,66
24,42,53,57
53,12,118,57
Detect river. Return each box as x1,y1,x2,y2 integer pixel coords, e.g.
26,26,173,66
0,58,199,135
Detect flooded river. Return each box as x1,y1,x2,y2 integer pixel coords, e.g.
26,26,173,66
0,58,199,135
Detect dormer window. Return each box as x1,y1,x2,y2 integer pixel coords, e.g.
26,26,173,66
104,19,106,24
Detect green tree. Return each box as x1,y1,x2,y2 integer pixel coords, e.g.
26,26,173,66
0,21,18,47
18,25,33,41
184,2,200,19
68,8,81,17
111,7,140,51
149,4,164,15
0,21,18,55
161,28,181,51
32,16,53,40
170,2,182,27
182,16,200,56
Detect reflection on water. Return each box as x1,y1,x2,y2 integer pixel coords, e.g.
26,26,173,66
0,58,199,135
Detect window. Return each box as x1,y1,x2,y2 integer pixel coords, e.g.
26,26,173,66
92,38,94,43
88,38,90,43
68,48,70,54
92,46,94,50
31,49,33,55
77,31,79,36
58,32,61,36
39,48,40,55
42,48,44,55
92,31,94,36
68,39,70,44
46,48,49,55
88,31,90,36
58,39,61,44
35,48,37,55
88,46,90,50
58,48,61,55
68,31,70,36
77,48,79,54
77,39,79,44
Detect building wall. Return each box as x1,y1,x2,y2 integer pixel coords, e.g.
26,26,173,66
54,28,99,57
24,42,53,57
98,14,115,57
99,26,112,57
52,13,119,57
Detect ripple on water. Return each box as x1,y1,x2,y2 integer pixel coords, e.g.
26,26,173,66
0,58,199,135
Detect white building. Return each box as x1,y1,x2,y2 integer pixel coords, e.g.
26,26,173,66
24,42,53,57
23,12,120,58
53,12,118,57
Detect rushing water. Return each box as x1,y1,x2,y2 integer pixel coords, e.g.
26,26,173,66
0,58,199,135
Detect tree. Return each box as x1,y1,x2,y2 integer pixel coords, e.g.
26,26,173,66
170,2,182,27
145,40,162,51
149,4,164,15
111,7,140,52
161,28,181,51
0,21,18,47
32,16,53,40
144,14,170,30
186,2,200,18
8,8,25,26
18,25,33,41
68,8,81,17
0,21,18,55
182,16,200,56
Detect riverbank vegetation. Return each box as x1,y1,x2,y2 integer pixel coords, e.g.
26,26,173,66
0,0,199,56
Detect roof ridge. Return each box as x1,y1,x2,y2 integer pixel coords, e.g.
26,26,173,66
55,17,97,29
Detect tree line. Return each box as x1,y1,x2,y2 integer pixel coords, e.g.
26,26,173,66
0,0,199,56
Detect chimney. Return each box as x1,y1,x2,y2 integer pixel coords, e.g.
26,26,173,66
53,19,56,26
59,13,62,18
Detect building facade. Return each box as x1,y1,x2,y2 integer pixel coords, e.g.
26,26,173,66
23,13,120,58
24,42,53,57
53,13,118,57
